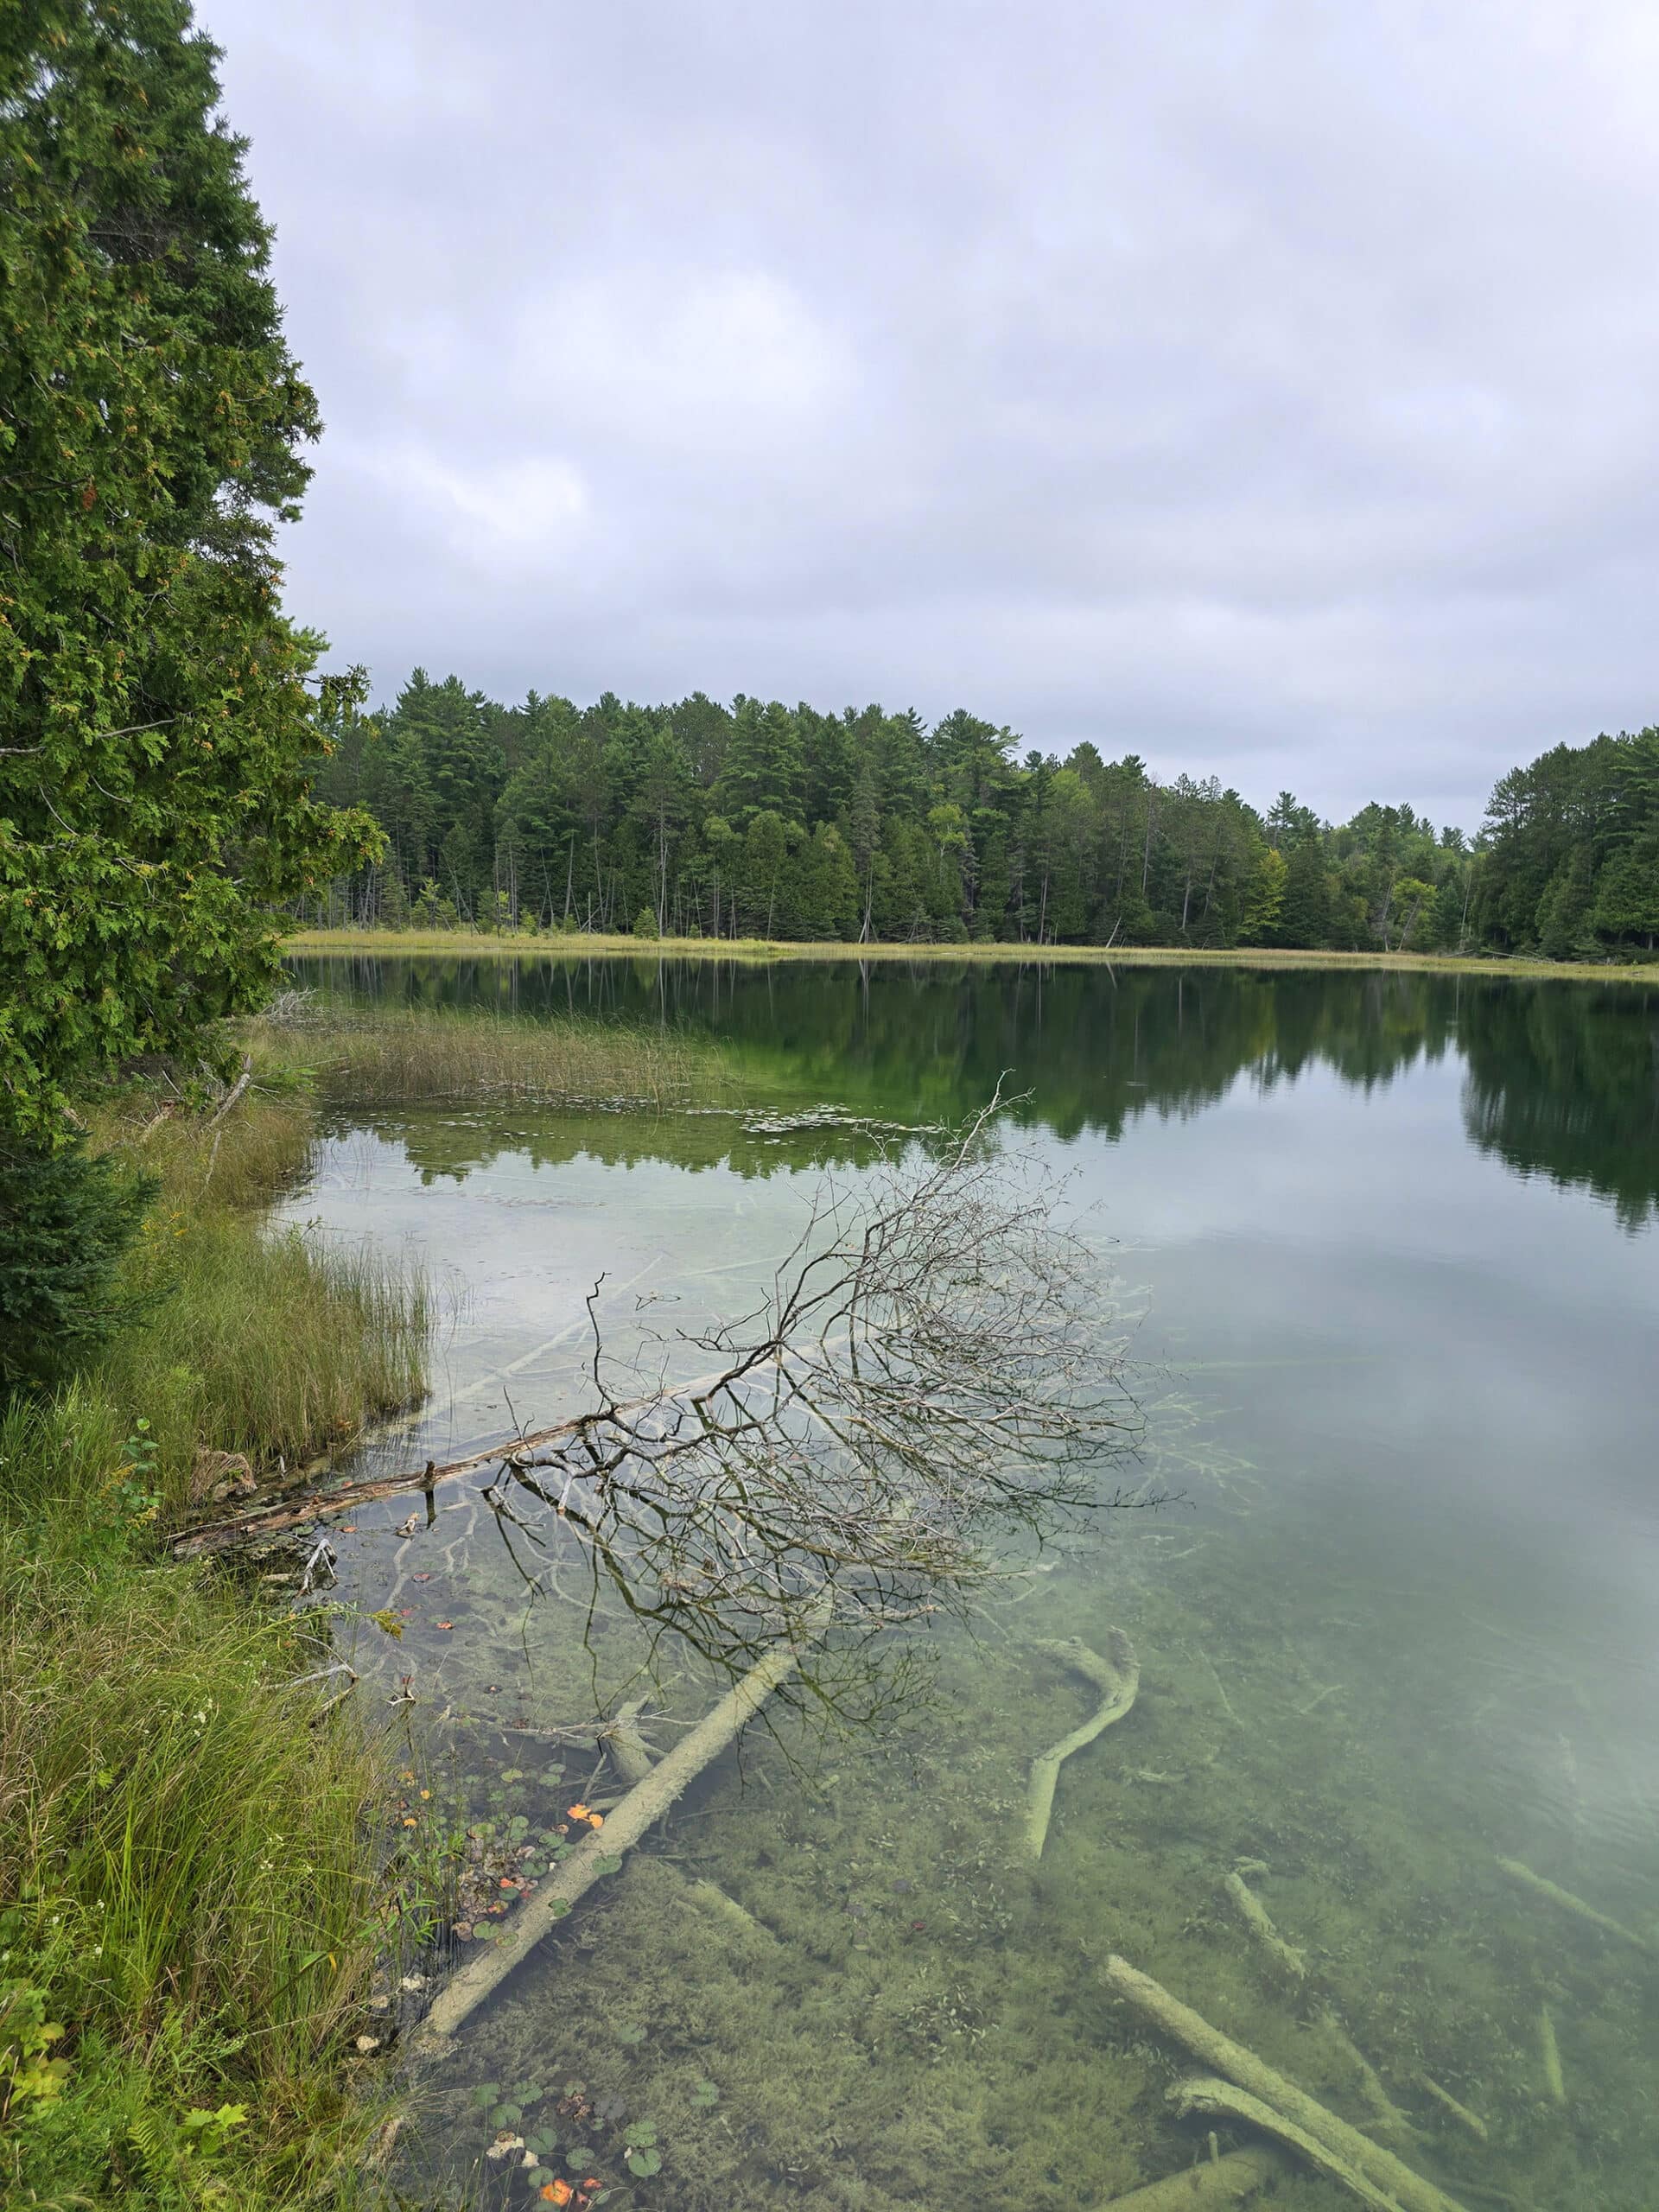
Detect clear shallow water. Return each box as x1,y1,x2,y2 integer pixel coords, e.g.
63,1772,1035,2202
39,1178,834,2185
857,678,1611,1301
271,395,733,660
280,958,1659,2212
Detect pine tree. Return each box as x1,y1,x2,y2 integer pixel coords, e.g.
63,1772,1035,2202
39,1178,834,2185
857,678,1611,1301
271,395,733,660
1274,839,1333,948
1592,831,1659,950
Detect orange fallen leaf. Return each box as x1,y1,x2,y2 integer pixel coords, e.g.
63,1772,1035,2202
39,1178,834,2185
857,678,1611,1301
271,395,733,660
544,2182,573,2206
435,1621,454,1630
567,1803,591,1821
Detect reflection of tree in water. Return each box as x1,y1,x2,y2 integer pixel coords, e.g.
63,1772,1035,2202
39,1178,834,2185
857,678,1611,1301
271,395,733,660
296,949,1658,1214
1459,982,1659,1229
298,956,1462,1160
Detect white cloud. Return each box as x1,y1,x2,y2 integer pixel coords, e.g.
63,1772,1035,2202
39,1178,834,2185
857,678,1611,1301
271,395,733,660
201,0,1659,821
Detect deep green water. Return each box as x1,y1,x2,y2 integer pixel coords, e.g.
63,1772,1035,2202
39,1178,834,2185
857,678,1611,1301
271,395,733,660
280,957,1659,2212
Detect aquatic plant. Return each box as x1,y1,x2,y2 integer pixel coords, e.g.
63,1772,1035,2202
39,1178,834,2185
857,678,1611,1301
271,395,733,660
257,1001,733,1113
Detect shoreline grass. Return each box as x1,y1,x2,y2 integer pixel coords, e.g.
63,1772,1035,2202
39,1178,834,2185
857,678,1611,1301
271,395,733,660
88,1078,430,1516
1,1086,430,2204
255,999,734,1110
286,926,1659,985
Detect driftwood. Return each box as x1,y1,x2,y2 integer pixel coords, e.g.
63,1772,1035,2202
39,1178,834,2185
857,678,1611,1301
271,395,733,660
1101,1956,1471,2212
1098,2145,1285,2208
1222,1867,1306,1980
1026,1630,1139,1856
1169,2079,1406,2212
415,1611,823,2051
1495,1855,1652,1954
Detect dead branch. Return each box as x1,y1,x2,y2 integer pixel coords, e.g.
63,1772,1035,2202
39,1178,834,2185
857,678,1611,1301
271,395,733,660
207,1051,255,1125
180,1091,1139,1693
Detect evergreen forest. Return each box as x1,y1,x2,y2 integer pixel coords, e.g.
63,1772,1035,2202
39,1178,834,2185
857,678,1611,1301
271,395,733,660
310,674,1659,958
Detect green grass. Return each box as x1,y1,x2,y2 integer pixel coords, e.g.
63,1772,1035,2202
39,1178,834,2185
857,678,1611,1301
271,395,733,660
254,998,734,1110
0,1088,432,2206
86,1079,429,1519
287,926,1659,984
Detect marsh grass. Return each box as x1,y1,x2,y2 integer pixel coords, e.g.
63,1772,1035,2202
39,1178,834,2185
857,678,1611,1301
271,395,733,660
88,1086,429,1515
286,926,1659,985
0,1088,431,2204
260,1001,733,1109
96,1213,429,1510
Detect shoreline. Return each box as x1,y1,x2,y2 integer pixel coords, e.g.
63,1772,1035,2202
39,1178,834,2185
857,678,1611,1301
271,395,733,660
286,928,1659,985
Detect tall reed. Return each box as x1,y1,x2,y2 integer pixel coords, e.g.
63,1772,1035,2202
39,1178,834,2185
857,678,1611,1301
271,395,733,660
88,1087,429,1514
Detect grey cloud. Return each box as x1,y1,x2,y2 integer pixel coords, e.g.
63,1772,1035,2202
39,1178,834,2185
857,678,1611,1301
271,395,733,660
200,0,1659,823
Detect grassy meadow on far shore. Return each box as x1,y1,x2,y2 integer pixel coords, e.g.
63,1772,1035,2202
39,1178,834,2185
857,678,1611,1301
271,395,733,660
286,926,1659,985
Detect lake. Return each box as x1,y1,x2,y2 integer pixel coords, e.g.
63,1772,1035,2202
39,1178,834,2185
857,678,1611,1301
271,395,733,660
281,955,1659,2212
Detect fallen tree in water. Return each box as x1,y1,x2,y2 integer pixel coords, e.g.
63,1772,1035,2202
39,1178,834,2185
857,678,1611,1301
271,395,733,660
181,1090,1142,1696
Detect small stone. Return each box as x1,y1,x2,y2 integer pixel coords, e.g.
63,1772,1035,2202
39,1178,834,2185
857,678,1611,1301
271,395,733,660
354,2034,381,2054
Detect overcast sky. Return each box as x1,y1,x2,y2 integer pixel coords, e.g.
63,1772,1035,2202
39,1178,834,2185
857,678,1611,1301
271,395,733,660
200,0,1659,827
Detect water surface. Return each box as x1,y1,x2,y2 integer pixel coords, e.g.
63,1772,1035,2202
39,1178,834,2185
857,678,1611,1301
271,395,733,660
282,957,1659,2212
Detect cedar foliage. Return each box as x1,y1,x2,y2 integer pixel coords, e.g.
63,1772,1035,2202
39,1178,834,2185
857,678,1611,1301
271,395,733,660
0,1133,153,1387
0,0,378,1138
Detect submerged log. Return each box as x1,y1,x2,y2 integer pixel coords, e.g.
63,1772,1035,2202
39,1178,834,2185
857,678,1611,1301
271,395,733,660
1096,2145,1285,2208
1495,1855,1652,1954
1101,1955,1471,2212
414,1606,824,2051
1169,2079,1406,2212
1026,1630,1140,1856
1415,2076,1489,2145
1221,1867,1306,1980
602,1694,657,1788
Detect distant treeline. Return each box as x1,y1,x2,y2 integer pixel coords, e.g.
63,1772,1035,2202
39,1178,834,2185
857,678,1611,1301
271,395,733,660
306,674,1658,957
